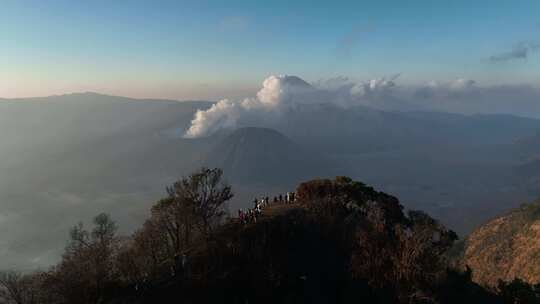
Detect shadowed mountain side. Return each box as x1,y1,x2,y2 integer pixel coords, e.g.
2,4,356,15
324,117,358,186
263,104,540,154
101,177,499,304
204,127,343,185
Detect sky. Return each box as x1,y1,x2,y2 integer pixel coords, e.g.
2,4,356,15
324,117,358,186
1,0,539,100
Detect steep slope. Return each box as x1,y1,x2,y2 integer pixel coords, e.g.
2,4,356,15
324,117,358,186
463,200,540,286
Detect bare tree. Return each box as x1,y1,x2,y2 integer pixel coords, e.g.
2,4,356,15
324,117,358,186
150,197,197,257
117,199,197,281
0,271,25,304
0,271,44,304
167,168,233,238
48,213,119,304
115,168,234,283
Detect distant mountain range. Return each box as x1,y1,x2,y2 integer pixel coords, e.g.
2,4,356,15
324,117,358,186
2,92,540,269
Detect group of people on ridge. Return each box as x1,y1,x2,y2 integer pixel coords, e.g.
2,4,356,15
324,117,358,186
237,192,296,225
141,191,297,290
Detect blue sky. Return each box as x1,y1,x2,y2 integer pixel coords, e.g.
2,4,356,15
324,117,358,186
1,0,539,99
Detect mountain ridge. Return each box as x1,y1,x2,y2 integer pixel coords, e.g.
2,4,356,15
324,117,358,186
0,91,215,104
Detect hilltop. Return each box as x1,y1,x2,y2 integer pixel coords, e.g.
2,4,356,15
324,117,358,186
106,175,496,303
3,169,540,303
463,200,540,287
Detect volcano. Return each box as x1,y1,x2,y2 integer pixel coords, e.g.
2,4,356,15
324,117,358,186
204,127,334,184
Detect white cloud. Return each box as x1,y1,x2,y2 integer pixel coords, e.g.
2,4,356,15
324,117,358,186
184,74,381,138
184,74,540,138
185,75,315,138
350,75,399,97
185,99,244,138
449,78,476,91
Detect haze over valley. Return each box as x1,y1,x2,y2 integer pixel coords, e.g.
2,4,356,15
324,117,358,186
2,1,540,303
3,77,540,269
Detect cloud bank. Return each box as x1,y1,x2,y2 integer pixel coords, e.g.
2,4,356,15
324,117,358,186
185,75,540,138
184,75,400,138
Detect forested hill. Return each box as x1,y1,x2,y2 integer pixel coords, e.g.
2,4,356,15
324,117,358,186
463,200,540,287
5,169,538,303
